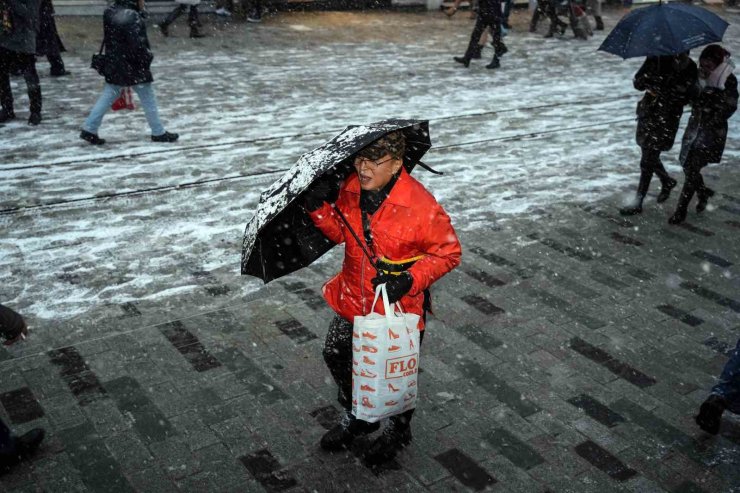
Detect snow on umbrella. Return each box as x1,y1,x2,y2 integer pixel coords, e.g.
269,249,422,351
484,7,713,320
598,2,729,59
240,119,432,283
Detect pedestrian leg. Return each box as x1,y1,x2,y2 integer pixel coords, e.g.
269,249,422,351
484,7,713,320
160,5,186,36
81,83,122,135
188,6,205,37
130,83,166,137
0,50,14,121
696,338,740,433
47,52,68,76
647,149,678,203
455,17,488,67
670,153,704,224
619,147,658,215
22,59,41,125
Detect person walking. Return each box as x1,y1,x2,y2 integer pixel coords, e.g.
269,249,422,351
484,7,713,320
0,0,42,125
304,131,461,465
449,0,508,69
36,0,70,76
585,0,603,31
669,45,737,224
619,53,697,216
80,0,178,145
695,337,740,435
159,0,205,38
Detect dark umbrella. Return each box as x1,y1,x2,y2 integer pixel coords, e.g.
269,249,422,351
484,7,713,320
241,119,433,283
598,2,729,59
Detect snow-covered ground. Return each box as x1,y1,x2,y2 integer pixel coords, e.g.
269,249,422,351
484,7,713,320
1,10,738,321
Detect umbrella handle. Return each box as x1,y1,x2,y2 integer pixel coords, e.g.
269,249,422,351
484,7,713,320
332,205,380,273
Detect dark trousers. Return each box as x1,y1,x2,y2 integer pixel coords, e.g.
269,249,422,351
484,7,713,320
163,4,200,28
0,48,41,115
675,152,710,214
323,316,423,430
532,0,567,32
464,15,503,60
0,418,14,456
634,147,672,199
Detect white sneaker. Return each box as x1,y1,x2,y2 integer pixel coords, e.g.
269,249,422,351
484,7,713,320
215,7,231,16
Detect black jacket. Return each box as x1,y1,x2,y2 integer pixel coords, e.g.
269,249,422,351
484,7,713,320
477,0,503,20
36,0,65,56
680,73,738,166
102,0,153,86
0,0,40,54
634,56,697,152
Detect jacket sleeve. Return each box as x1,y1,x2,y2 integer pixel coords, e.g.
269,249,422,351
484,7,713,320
699,75,738,123
308,202,346,245
407,204,462,296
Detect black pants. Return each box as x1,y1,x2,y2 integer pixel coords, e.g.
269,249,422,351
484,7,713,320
533,0,567,32
464,14,503,60
675,152,710,213
163,4,200,28
634,147,672,198
0,47,41,116
323,316,423,429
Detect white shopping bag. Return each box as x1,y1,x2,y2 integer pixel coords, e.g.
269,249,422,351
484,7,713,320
351,284,421,423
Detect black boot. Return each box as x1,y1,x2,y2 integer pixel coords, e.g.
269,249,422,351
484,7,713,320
656,177,677,204
320,410,380,451
485,55,500,70
364,419,412,466
494,41,508,57
619,196,644,216
594,16,604,31
453,56,470,68
696,187,715,213
695,394,727,435
28,112,41,126
470,44,483,60
80,130,106,145
151,131,179,143
0,108,15,123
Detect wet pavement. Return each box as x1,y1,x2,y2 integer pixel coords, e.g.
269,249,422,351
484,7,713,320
1,7,740,493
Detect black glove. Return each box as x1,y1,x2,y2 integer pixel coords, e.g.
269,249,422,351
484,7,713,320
304,177,334,212
372,272,413,303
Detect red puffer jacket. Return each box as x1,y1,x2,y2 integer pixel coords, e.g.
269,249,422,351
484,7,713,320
309,167,461,330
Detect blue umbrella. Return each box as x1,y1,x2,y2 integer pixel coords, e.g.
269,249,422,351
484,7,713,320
598,2,729,59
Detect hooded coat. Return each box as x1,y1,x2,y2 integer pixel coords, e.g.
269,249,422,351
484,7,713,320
680,73,738,166
634,55,697,151
0,0,40,55
309,167,462,330
102,0,153,86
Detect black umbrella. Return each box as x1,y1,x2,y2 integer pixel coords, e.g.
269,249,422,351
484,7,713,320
241,119,433,283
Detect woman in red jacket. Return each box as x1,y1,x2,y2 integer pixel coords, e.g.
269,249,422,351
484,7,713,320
305,130,462,465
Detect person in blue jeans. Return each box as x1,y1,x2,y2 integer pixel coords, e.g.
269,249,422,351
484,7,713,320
696,338,740,434
80,0,177,145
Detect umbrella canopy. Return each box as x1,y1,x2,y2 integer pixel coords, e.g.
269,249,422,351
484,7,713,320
598,3,729,59
241,119,432,283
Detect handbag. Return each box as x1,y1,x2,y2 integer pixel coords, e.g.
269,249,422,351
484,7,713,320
0,0,12,36
351,284,421,423
111,87,135,111
90,38,108,77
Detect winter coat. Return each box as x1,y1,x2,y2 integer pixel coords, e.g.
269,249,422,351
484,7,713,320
35,0,64,56
0,0,40,54
102,1,153,86
680,73,738,166
634,56,697,151
478,0,503,20
309,167,462,330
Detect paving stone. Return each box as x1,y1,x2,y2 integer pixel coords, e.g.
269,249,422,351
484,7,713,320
569,337,656,389
567,394,626,428
434,448,496,491
0,387,44,424
240,448,298,492
482,427,545,471
573,439,638,482
105,376,177,443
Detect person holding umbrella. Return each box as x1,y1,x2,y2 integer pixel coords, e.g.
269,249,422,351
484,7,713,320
669,45,737,224
619,53,697,216
303,130,462,465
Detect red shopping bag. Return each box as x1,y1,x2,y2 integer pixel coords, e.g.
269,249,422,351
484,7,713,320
111,87,135,111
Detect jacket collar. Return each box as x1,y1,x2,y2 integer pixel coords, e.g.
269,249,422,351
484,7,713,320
344,167,413,209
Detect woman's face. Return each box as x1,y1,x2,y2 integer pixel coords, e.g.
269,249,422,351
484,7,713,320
354,153,403,192
699,58,719,78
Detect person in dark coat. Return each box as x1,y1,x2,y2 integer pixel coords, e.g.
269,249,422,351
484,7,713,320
669,45,737,224
36,0,69,76
449,0,508,70
619,53,697,216
0,0,42,125
80,0,178,145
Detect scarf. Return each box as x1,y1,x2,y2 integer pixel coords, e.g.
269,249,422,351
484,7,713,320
703,56,735,90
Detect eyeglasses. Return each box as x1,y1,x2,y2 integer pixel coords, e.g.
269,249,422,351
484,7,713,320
353,156,394,169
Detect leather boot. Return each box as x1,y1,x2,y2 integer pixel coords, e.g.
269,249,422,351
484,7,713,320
320,410,379,451
485,55,500,69
453,56,470,68
695,394,727,435
656,177,677,204
470,44,483,60
696,187,715,213
364,419,412,465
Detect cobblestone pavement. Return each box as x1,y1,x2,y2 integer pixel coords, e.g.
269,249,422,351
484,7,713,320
1,8,740,493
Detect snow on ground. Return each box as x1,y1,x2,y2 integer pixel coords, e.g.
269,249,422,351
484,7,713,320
1,11,738,321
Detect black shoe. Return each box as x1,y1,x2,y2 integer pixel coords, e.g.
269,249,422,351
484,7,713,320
453,56,470,68
485,56,500,69
159,24,169,37
494,42,508,57
151,131,179,143
50,69,71,77
668,209,687,225
696,188,715,213
619,204,642,216
470,45,483,60
364,424,412,466
695,394,727,435
28,113,41,126
80,130,106,145
0,108,15,123
320,412,380,451
656,178,677,204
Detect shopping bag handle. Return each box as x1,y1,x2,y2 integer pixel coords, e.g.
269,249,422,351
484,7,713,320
369,284,404,324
